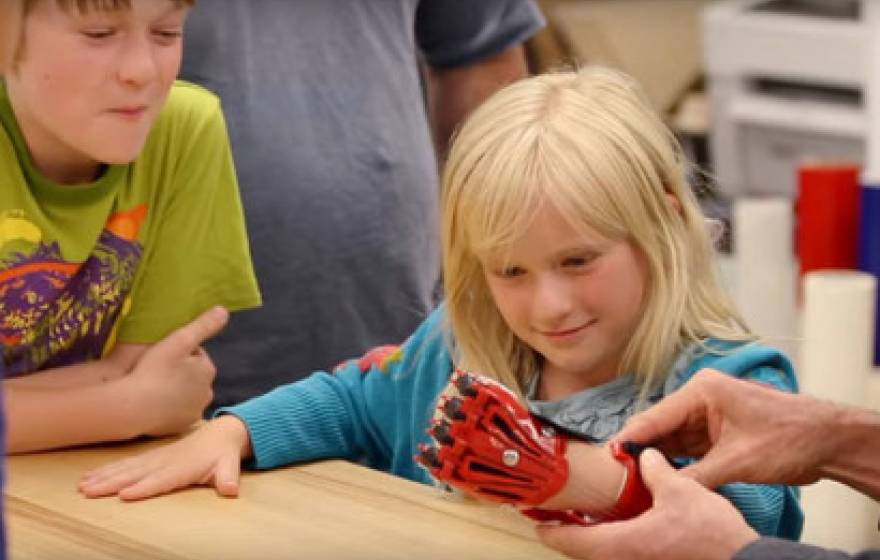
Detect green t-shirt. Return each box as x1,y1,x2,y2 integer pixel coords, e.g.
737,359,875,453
0,80,261,376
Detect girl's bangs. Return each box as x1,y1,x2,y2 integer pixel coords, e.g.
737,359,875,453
460,139,548,261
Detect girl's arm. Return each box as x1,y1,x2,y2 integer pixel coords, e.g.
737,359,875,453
80,308,451,500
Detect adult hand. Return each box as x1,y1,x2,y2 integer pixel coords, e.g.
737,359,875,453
124,306,229,437
613,369,836,489
79,414,251,500
537,449,758,560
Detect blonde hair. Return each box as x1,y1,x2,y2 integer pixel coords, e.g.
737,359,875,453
23,0,195,12
442,66,751,396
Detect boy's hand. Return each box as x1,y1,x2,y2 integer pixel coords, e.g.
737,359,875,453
123,306,228,437
79,415,251,500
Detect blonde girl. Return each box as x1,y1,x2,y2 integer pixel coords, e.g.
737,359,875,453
80,67,801,540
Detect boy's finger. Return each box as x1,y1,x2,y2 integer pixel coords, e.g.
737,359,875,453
157,307,229,357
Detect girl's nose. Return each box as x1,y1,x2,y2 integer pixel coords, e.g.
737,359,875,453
532,274,574,321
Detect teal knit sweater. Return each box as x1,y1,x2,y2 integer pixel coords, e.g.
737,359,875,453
220,306,803,540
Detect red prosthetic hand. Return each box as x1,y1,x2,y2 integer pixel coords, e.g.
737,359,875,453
415,369,653,526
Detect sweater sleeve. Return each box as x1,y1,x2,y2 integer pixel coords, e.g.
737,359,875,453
714,365,804,539
215,308,451,472
735,538,880,560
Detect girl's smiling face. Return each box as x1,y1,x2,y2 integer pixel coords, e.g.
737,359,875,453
482,204,648,392
6,0,189,183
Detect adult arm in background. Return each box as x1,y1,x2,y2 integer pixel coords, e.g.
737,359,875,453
416,0,544,158
4,307,228,453
424,45,529,157
614,368,880,499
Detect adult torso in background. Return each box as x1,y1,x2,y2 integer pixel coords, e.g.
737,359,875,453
180,0,543,408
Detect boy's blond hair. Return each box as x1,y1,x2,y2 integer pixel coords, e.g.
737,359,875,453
23,0,194,12
442,66,751,397
13,0,195,67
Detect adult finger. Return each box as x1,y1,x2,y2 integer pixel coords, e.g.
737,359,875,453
536,521,626,560
678,446,741,489
637,448,679,495
615,386,706,448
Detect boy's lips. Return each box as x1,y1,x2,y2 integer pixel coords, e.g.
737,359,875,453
108,105,149,118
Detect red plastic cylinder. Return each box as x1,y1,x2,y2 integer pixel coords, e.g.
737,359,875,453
797,163,861,277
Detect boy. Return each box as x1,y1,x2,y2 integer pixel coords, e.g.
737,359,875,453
1,0,261,452
0,1,21,70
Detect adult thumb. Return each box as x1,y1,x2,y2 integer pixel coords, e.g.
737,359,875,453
158,306,229,357
638,448,677,494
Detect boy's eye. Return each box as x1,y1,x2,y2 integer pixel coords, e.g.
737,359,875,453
153,28,184,41
82,28,116,39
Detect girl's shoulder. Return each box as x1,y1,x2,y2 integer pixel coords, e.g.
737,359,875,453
668,339,798,394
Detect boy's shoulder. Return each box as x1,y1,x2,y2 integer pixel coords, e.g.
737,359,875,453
138,81,226,163
155,80,222,124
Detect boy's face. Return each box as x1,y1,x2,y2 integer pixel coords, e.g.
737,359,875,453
5,0,189,183
0,2,23,72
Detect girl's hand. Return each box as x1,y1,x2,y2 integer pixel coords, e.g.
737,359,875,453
78,415,252,501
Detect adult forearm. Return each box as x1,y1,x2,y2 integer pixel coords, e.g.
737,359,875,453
734,537,877,560
821,405,880,500
4,379,143,453
426,44,528,157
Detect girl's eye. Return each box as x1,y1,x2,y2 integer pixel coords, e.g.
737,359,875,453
562,254,596,268
497,266,526,279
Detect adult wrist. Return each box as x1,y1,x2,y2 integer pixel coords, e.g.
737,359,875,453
819,404,880,499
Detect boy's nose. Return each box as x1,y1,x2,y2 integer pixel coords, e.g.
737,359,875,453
117,37,159,87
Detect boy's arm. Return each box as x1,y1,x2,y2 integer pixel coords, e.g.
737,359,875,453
6,373,145,453
4,343,145,390
5,307,228,454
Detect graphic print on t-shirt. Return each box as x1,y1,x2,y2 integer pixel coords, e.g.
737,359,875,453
0,205,147,375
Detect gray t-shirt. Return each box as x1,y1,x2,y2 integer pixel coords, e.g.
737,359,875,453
736,538,880,560
180,0,544,408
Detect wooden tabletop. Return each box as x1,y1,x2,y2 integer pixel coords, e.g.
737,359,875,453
6,438,566,560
